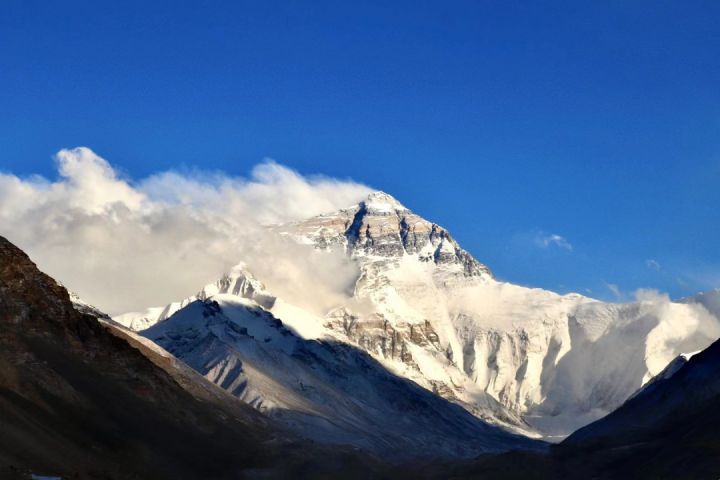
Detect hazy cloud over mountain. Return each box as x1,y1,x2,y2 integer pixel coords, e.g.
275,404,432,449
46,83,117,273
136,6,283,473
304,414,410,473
0,147,371,313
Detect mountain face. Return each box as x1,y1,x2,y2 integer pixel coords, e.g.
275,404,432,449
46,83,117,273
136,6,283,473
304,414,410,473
116,191,720,440
0,236,393,479
141,294,538,458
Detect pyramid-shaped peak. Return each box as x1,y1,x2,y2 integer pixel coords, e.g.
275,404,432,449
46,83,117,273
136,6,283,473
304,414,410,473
363,191,408,213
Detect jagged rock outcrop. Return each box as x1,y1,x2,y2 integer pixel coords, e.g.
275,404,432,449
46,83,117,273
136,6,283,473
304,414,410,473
324,308,442,367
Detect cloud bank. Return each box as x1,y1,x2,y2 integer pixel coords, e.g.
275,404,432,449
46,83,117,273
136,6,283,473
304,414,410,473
0,147,372,314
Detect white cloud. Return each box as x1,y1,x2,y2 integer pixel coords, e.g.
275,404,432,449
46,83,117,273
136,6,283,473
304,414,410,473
535,233,573,251
645,259,661,271
633,288,720,373
606,283,623,300
0,147,372,314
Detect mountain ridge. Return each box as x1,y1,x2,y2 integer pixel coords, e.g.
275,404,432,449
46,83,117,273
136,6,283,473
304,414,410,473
0,235,395,479
140,293,540,458
115,191,720,440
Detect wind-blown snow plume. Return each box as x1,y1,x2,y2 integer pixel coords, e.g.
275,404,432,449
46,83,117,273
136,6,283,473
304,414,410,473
635,289,720,374
0,147,370,313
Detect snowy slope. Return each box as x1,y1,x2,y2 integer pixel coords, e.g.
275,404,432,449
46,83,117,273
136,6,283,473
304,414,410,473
116,191,720,439
141,295,538,457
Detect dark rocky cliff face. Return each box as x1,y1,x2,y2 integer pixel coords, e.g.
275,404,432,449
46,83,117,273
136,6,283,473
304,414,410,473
0,236,380,479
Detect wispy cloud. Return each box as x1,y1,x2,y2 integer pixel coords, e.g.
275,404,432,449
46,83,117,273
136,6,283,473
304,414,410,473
645,259,661,271
677,266,720,294
0,147,372,314
606,282,623,300
535,233,573,251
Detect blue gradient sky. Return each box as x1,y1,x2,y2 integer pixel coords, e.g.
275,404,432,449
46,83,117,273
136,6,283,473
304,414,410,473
2,1,720,299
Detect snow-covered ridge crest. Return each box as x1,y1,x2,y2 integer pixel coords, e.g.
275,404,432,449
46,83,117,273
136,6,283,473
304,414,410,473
362,190,408,214
115,190,720,440
138,293,538,456
115,266,275,331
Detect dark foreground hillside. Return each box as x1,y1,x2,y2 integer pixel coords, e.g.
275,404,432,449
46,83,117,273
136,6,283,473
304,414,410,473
0,236,383,479
420,339,720,480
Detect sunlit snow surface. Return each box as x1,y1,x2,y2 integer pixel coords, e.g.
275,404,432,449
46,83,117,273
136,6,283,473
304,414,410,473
140,295,535,457
115,192,720,441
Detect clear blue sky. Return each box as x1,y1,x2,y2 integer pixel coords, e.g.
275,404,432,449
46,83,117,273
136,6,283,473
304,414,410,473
2,1,719,300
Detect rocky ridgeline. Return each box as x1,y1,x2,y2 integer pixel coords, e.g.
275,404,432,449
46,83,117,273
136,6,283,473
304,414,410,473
115,267,275,331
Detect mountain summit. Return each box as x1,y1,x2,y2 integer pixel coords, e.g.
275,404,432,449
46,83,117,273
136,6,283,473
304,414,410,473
285,190,492,278
362,190,409,213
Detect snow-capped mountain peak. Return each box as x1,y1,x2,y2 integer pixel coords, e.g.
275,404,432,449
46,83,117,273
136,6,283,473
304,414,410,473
362,190,408,214
283,190,492,279
115,190,720,441
114,265,276,331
